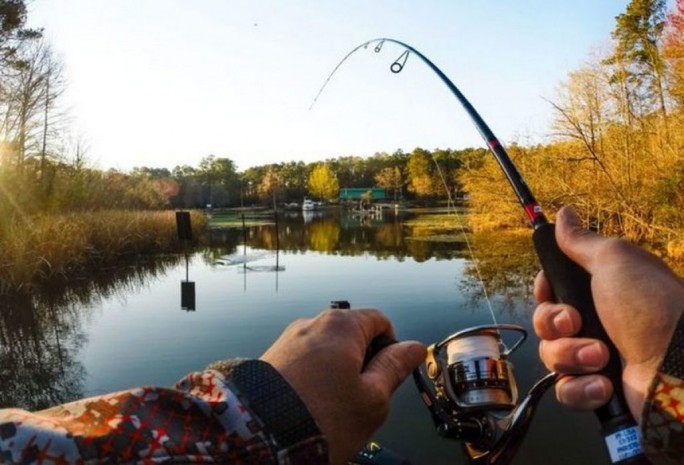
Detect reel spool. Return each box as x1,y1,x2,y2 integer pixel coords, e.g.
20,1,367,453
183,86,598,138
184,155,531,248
430,325,524,411
414,324,558,464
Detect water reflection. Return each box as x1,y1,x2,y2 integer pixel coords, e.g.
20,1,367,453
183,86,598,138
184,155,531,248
461,230,540,317
219,211,538,304
181,253,196,311
0,210,538,411
0,210,600,464
0,256,186,410
238,210,469,261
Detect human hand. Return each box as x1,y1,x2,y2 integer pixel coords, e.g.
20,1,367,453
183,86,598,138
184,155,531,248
533,206,684,422
260,308,426,465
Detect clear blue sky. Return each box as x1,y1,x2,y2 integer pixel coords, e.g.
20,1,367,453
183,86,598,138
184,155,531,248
29,1,634,172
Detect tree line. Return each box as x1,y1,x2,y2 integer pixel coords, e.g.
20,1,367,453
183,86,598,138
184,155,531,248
163,147,485,209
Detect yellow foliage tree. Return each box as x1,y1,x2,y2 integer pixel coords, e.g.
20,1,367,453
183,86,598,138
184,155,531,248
307,164,339,201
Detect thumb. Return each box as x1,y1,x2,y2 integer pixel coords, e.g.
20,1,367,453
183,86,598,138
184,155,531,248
555,206,607,274
363,341,426,397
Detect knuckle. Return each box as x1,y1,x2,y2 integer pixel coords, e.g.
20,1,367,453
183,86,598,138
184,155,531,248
285,318,312,337
285,317,305,330
538,341,556,372
596,237,630,261
533,303,559,338
320,308,347,320
555,377,577,407
541,339,573,373
533,303,551,329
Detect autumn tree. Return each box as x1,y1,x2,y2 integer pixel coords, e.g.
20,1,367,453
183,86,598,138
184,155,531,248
406,148,433,198
539,0,682,239
259,167,279,209
307,163,339,201
459,144,528,231
431,148,463,200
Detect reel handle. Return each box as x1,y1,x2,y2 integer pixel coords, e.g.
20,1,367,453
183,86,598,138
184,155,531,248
532,224,648,464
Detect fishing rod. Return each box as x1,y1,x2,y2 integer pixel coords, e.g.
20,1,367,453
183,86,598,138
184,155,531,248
312,38,648,465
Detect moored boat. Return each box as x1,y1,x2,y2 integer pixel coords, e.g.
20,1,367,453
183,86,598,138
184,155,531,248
302,199,315,211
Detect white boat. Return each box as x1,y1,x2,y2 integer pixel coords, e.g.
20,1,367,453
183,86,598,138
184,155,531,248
302,199,315,211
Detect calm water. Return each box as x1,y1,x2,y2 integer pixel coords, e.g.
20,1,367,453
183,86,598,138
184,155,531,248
1,209,608,464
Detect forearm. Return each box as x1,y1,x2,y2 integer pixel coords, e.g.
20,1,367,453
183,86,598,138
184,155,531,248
641,315,684,465
0,359,328,465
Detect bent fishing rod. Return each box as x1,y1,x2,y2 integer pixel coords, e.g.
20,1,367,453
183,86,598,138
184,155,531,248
313,38,649,465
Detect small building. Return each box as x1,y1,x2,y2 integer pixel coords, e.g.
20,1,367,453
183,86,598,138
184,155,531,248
339,187,388,202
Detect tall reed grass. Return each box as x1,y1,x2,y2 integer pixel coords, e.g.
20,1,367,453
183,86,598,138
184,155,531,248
0,210,206,293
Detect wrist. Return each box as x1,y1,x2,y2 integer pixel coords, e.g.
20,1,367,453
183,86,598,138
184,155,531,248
209,359,329,464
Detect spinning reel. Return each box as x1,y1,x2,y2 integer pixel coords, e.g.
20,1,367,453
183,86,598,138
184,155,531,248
413,324,558,465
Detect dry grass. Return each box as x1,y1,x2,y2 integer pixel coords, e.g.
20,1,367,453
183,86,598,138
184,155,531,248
0,210,207,293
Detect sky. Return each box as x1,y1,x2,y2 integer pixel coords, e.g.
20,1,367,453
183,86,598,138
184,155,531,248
28,1,634,173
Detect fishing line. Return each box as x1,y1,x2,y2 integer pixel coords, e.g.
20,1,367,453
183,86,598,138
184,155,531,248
310,38,501,331
309,40,375,110
446,333,499,363
428,115,500,330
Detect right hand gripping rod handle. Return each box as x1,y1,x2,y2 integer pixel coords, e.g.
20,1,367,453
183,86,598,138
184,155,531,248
532,223,650,464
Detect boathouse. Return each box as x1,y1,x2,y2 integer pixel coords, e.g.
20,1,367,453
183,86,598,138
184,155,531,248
338,187,388,201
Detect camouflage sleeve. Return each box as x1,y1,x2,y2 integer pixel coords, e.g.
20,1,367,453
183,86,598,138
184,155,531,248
0,359,329,465
642,315,684,465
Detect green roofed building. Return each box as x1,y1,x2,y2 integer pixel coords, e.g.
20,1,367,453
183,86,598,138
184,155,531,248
339,187,388,201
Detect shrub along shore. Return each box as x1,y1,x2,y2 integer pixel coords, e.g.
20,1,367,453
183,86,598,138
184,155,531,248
0,210,206,294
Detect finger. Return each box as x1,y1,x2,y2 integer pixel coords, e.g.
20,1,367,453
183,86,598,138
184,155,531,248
555,206,608,273
555,374,613,410
533,270,553,303
533,301,581,339
363,341,427,397
348,308,396,346
539,338,609,374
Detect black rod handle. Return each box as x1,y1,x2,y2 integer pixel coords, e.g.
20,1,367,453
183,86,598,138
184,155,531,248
533,223,649,464
363,334,397,369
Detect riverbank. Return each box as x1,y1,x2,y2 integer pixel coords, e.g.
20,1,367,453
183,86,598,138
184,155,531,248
0,210,207,293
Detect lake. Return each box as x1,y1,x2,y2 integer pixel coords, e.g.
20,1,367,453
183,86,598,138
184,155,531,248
0,208,610,464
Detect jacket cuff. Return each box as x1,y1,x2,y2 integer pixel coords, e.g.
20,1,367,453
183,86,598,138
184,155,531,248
641,314,684,464
208,359,329,464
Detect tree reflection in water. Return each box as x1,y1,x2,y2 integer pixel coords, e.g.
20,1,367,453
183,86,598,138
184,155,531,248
461,229,540,317
0,256,185,410
234,210,469,261
246,211,536,312
0,211,539,410
212,210,538,314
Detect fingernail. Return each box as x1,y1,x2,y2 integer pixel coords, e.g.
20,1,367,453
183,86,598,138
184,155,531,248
584,379,607,401
552,311,574,335
576,342,604,369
